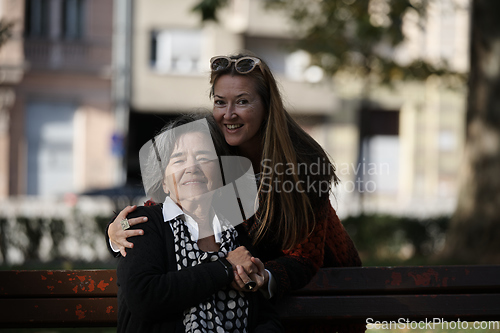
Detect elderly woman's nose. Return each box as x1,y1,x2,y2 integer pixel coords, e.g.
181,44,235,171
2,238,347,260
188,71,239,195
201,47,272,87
184,161,202,173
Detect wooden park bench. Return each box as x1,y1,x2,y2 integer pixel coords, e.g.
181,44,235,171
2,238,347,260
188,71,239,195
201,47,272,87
1,265,500,330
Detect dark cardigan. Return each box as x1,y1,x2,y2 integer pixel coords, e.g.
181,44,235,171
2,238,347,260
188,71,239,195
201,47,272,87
116,205,282,333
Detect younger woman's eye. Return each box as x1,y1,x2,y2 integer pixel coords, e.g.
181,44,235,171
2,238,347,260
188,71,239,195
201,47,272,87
214,99,225,106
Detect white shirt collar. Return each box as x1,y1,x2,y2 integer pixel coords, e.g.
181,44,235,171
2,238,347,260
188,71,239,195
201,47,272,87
162,196,222,243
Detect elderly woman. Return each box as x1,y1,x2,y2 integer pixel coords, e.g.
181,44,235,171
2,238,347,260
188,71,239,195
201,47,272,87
117,115,282,332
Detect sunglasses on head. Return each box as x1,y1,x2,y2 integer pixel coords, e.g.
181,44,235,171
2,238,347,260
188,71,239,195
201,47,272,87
210,56,263,74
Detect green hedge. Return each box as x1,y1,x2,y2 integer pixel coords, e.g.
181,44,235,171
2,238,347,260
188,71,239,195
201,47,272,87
343,214,450,265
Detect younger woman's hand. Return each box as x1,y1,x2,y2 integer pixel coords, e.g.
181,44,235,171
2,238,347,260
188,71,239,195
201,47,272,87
232,257,269,293
108,205,148,257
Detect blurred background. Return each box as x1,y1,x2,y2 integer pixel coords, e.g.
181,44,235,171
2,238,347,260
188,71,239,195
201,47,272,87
0,0,497,269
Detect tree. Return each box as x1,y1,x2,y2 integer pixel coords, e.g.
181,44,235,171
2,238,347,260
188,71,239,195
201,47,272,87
193,0,457,84
441,0,500,264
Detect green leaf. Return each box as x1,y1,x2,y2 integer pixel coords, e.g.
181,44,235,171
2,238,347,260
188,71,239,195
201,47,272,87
192,0,229,22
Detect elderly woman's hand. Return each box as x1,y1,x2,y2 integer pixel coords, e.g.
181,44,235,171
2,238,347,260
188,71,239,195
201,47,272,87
225,246,262,291
226,246,257,272
108,205,148,257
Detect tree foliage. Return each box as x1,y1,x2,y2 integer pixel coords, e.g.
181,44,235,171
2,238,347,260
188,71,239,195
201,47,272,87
192,0,462,84
192,0,228,22
0,20,13,48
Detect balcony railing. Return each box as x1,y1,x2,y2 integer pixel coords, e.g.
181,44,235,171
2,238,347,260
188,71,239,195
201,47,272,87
24,39,111,72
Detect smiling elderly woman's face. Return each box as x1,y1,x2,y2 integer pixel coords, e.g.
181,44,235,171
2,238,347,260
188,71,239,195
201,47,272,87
162,131,223,204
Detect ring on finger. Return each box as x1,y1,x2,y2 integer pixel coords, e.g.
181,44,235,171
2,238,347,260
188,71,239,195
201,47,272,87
120,218,130,231
244,280,257,291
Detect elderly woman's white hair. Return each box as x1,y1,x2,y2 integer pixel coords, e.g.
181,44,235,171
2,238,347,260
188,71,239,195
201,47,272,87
139,114,217,203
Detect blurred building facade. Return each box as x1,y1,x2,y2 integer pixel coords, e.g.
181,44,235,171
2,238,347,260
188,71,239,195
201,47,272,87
1,0,117,198
0,0,470,218
348,0,470,216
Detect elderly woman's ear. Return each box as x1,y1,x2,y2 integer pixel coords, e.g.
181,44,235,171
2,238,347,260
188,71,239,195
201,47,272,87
162,177,170,196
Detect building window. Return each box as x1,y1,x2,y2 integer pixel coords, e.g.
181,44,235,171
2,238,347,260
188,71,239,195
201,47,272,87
150,29,203,74
26,102,76,196
62,0,85,40
25,0,85,40
25,0,51,38
358,109,400,194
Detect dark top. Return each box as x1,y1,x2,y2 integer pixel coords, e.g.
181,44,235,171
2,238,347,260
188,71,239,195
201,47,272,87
247,196,362,298
116,204,282,333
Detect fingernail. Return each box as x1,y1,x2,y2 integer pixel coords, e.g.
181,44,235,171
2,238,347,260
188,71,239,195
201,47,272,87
143,217,147,221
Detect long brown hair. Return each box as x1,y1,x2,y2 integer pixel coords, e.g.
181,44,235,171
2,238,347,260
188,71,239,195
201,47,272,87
210,53,339,250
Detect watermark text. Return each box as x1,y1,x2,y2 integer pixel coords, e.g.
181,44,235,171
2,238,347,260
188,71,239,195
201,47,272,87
366,318,500,330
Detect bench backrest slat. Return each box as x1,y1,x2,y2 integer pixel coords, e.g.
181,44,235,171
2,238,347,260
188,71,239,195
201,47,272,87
3,266,500,298
0,270,118,297
295,265,500,295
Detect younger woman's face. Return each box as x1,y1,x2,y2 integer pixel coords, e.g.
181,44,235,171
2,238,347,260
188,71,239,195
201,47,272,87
163,132,222,204
212,75,266,150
